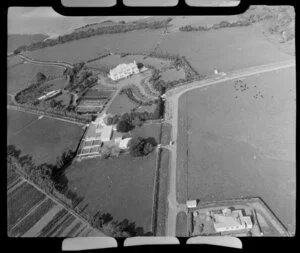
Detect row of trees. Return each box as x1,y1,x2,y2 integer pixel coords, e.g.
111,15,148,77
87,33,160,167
179,20,252,32
13,18,173,54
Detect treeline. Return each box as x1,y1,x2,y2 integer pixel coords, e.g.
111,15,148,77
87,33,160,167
90,212,153,237
7,145,77,206
86,52,111,63
13,18,173,54
179,20,252,32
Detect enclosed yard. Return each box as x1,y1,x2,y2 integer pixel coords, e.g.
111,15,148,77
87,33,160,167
176,67,296,234
7,62,65,94
65,151,158,232
129,123,162,144
160,68,186,82
7,109,83,165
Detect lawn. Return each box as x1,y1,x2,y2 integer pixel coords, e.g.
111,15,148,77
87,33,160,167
7,182,46,230
176,212,188,237
129,123,162,144
65,151,158,232
7,109,83,165
7,56,24,68
24,29,164,63
44,77,67,90
54,93,71,107
177,67,296,234
160,68,186,82
7,62,65,94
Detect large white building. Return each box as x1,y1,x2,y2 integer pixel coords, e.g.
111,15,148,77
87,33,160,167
108,61,139,81
212,208,253,233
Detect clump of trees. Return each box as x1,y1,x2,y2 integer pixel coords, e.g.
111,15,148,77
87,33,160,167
128,137,157,157
90,212,152,237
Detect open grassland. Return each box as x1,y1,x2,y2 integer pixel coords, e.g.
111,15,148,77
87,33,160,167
7,56,24,68
44,77,67,90
7,110,83,165
176,212,188,237
65,151,157,232
87,54,171,70
8,182,46,230
7,62,65,94
156,25,293,76
24,30,164,63
177,67,296,234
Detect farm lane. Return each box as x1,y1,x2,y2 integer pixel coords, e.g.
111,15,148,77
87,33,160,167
165,59,295,236
16,54,73,69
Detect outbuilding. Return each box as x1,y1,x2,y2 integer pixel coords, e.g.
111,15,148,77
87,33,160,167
186,200,197,209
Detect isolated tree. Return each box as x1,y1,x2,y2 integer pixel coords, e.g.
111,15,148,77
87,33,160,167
36,72,46,83
137,62,144,69
132,117,143,128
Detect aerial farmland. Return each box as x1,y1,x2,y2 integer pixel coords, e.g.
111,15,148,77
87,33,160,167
7,5,295,238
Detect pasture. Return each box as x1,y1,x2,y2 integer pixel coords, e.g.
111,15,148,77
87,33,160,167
24,29,164,63
129,123,162,144
156,24,293,75
7,109,83,165
176,67,296,233
7,62,65,94
160,68,186,82
65,151,158,232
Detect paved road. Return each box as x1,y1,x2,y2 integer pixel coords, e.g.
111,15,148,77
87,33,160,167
7,105,86,127
16,54,74,69
165,59,295,236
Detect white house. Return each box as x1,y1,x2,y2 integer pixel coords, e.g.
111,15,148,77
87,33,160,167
108,61,139,81
213,209,253,233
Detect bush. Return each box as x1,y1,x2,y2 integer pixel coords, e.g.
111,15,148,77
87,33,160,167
128,137,156,157
116,119,134,133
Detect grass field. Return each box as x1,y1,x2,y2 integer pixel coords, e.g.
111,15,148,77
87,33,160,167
65,151,158,232
7,34,48,53
45,77,67,90
177,67,296,233
156,24,293,75
24,29,164,63
7,109,83,165
176,212,188,237
7,56,24,68
160,68,186,82
155,149,170,236
129,123,162,144
7,62,65,94
107,92,157,116
54,93,71,107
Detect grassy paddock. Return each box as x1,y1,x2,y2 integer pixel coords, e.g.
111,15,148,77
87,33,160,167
65,152,157,232
7,110,83,165
177,67,296,233
7,62,65,94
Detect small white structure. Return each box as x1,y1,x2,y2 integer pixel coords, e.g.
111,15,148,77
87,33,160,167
37,89,61,101
186,200,197,209
214,68,219,75
101,125,113,142
118,137,132,150
108,61,139,81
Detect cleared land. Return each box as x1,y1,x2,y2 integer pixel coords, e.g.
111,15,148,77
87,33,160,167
7,109,83,165
177,67,296,233
7,62,65,94
65,151,158,232
24,30,164,63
